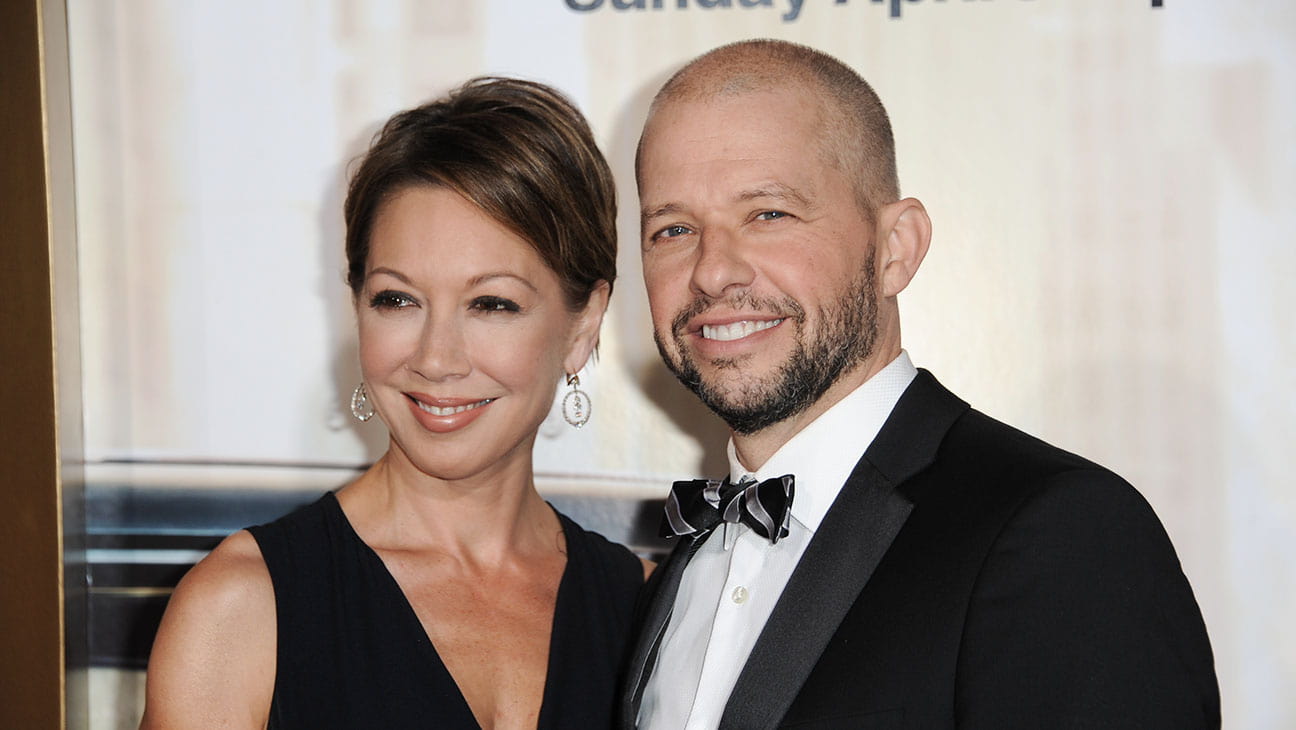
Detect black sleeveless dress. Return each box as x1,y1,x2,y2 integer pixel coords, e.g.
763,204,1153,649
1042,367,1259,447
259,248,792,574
247,492,642,729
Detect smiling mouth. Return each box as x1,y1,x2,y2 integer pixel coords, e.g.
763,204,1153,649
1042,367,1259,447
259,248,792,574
412,398,495,417
701,319,785,342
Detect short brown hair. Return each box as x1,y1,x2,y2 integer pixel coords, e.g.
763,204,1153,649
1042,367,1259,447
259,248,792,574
344,77,616,307
640,39,898,219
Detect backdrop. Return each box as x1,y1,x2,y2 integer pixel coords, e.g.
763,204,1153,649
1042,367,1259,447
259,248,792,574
67,1,1294,727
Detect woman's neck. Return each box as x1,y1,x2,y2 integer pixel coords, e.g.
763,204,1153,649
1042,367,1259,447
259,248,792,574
338,448,560,569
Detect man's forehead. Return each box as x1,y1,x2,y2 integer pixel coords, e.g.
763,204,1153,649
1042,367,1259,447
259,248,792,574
642,93,822,165
651,84,815,122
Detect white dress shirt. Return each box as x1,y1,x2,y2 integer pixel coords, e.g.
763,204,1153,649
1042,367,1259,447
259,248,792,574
638,351,917,730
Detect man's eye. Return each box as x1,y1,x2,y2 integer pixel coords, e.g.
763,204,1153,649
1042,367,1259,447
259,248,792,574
755,210,788,221
654,224,693,240
471,296,520,313
369,290,416,309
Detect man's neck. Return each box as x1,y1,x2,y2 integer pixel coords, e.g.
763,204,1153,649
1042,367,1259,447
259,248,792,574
731,346,901,471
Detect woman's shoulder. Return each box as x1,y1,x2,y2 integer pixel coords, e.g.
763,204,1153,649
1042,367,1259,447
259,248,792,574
182,529,275,606
140,530,276,728
246,491,338,545
246,491,330,550
145,530,276,660
555,512,652,585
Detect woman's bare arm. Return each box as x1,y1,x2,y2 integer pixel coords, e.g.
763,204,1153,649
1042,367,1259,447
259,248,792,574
139,530,277,730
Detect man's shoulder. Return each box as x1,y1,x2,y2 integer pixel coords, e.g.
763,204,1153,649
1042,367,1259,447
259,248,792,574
907,401,1152,530
949,406,1107,474
880,396,1183,589
888,370,1114,484
850,370,1165,549
879,371,1132,511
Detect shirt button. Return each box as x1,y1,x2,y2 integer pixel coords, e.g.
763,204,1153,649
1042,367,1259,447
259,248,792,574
731,586,749,604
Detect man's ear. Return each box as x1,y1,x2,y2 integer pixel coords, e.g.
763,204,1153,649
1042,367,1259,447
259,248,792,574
564,280,611,375
877,198,932,298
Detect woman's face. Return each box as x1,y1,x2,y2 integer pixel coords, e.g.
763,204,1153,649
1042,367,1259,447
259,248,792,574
357,185,605,483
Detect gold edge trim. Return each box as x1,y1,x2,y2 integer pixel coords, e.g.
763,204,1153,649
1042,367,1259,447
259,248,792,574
33,0,67,725
38,0,80,724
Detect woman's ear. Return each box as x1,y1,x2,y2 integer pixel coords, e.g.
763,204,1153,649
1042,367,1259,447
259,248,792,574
564,280,611,375
877,198,932,298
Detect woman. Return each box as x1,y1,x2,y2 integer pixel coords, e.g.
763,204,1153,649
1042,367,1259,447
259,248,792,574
141,77,649,729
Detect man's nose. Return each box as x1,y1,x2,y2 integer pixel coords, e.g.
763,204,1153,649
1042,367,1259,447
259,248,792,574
690,228,755,299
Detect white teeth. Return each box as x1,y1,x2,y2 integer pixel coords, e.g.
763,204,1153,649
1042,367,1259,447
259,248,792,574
701,319,784,342
416,398,494,416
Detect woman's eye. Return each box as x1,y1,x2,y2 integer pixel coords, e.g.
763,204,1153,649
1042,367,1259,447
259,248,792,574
472,296,520,313
369,290,416,309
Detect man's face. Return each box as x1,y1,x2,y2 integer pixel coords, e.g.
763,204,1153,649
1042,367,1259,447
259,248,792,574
638,88,881,434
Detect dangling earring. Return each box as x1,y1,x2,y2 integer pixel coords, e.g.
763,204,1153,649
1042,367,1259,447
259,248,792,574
350,383,375,422
562,373,591,428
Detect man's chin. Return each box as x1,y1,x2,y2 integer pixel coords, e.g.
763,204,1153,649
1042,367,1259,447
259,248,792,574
659,343,796,425
698,392,789,435
688,377,782,425
692,368,773,401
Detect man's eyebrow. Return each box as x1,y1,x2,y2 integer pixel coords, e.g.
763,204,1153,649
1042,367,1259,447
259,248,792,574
641,202,684,228
736,183,814,209
640,183,817,232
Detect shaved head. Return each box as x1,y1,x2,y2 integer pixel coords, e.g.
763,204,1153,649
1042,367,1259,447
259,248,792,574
638,39,899,221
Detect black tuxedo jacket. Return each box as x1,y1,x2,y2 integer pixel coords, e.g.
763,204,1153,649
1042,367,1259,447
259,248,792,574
621,370,1219,729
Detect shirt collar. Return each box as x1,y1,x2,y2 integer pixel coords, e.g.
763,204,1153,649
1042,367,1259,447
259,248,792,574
727,351,918,533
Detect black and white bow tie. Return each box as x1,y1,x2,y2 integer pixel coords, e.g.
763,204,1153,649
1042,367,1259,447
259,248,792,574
660,475,795,545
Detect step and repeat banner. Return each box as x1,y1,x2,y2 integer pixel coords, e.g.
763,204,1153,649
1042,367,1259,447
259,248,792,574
68,1,1293,726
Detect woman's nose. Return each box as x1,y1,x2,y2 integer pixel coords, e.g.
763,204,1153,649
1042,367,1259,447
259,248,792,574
408,314,471,381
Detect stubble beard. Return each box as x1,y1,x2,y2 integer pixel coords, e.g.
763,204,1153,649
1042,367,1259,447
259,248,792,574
654,261,879,435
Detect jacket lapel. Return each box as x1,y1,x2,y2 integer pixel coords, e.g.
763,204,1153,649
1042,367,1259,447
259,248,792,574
719,370,968,729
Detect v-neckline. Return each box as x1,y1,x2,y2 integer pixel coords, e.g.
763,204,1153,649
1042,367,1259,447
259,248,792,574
324,491,574,729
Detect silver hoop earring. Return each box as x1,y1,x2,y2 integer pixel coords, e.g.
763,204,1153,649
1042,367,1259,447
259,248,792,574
562,373,591,428
350,383,375,422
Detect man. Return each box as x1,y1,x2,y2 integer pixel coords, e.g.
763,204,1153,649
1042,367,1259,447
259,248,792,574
621,39,1219,729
